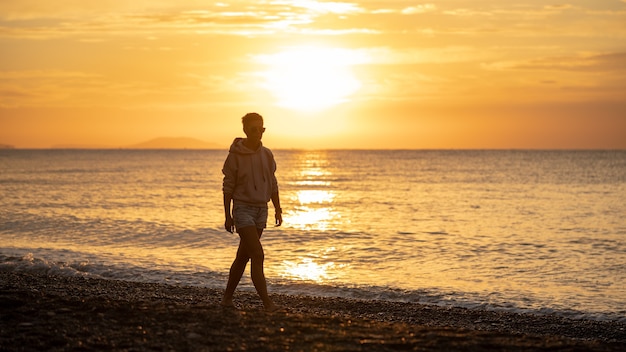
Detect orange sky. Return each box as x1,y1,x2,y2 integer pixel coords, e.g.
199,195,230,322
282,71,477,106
1,1,625,149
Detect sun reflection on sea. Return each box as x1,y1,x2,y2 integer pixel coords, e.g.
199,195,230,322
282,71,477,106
281,258,336,282
288,189,340,230
297,189,335,204
284,151,343,231
289,206,335,230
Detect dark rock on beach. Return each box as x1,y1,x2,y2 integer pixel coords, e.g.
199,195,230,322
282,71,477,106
1,271,624,351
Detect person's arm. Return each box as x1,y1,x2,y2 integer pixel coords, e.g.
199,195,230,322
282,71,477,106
224,193,234,233
222,153,236,233
266,149,282,226
271,191,282,226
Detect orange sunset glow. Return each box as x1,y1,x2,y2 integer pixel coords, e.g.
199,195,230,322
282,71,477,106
1,1,625,149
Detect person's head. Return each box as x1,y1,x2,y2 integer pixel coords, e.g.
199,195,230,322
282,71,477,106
242,112,265,142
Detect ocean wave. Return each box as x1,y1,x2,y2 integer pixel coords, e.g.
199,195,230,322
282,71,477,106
2,251,624,323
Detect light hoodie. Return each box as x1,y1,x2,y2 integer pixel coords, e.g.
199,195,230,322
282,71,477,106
222,138,278,207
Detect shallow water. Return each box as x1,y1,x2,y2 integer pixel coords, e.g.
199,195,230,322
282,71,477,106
1,149,625,321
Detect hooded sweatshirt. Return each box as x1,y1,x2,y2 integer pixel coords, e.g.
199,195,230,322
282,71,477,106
222,138,278,207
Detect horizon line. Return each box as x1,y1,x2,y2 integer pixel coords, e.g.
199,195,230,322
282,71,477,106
2,147,625,152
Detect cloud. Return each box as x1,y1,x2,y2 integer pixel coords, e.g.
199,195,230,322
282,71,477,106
0,70,101,107
0,1,367,39
543,4,574,11
0,64,260,109
361,46,487,65
401,4,437,15
0,1,173,20
2,0,624,41
0,70,99,79
484,52,626,73
271,0,362,15
443,8,493,17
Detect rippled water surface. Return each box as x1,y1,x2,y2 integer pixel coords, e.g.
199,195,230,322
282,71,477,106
1,149,625,321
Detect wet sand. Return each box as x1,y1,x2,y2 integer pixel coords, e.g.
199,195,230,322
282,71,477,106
1,271,624,351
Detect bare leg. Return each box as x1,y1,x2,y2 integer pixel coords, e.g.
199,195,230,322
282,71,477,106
221,243,250,308
221,227,279,311
236,226,278,311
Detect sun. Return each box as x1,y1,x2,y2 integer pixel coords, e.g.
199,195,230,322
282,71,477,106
256,46,366,111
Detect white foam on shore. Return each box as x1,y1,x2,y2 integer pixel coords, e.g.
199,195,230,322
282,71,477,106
2,251,624,323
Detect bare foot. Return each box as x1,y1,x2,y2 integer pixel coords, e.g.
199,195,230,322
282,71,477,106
264,303,283,313
220,299,236,309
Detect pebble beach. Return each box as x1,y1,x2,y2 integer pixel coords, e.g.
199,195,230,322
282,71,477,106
1,271,625,351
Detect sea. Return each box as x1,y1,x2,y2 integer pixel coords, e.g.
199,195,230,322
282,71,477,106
1,149,625,322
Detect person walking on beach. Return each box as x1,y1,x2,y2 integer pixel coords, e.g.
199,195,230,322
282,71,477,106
221,112,282,312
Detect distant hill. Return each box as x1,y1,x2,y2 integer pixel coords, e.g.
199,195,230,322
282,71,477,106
0,144,15,149
51,144,113,149
128,137,221,149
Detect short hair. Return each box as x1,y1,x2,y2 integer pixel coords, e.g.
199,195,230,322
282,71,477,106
242,112,263,127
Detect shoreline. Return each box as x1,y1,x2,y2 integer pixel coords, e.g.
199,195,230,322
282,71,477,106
1,271,625,351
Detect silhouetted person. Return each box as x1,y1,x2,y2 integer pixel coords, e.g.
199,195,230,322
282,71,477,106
221,112,282,312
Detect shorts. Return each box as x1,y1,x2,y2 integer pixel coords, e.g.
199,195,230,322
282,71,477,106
233,204,268,231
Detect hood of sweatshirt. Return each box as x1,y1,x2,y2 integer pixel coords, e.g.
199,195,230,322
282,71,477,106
223,137,276,206
228,137,262,154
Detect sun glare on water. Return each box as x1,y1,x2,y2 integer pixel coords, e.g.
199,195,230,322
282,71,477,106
256,46,366,111
281,258,336,282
